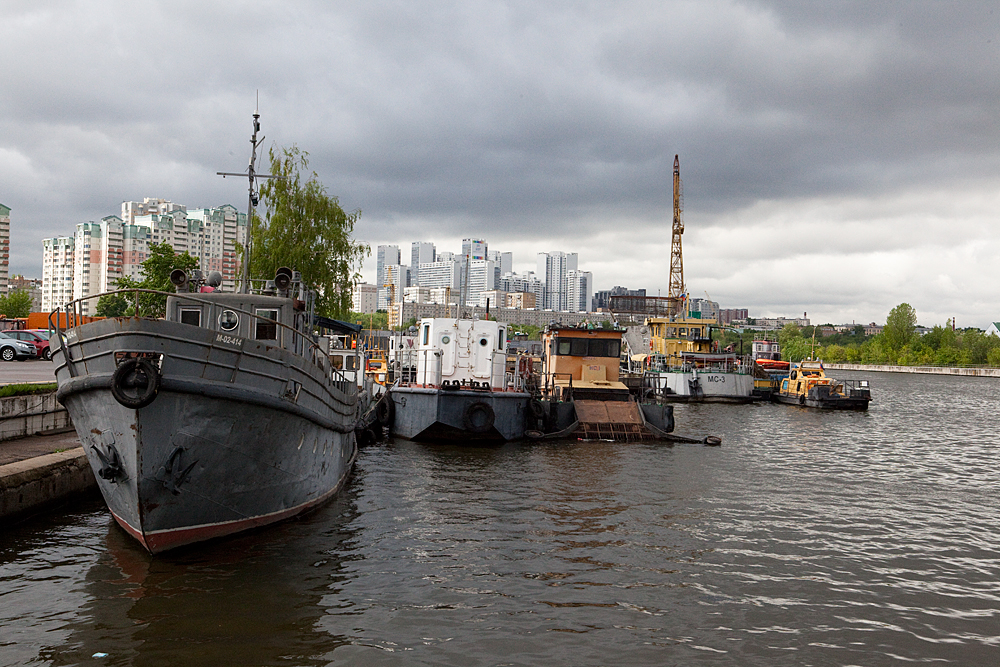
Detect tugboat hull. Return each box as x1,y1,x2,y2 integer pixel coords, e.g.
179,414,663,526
389,386,530,442
54,316,358,553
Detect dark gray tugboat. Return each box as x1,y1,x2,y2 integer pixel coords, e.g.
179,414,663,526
51,271,360,553
50,112,362,552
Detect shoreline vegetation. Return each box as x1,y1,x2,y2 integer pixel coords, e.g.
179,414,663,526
723,303,1000,368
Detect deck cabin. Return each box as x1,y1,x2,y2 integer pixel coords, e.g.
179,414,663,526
408,318,510,389
541,325,629,401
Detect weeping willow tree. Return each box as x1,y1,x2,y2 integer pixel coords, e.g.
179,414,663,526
248,146,369,318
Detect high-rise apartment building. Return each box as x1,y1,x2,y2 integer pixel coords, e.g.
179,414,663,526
461,239,487,262
0,203,10,295
410,242,435,285
41,236,75,312
43,201,246,315
351,282,378,314
418,259,462,292
464,259,495,307
566,270,593,313
537,251,578,311
499,271,544,310
376,245,401,310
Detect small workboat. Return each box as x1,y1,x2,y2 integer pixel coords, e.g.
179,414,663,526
530,324,718,444
774,360,871,410
387,317,531,442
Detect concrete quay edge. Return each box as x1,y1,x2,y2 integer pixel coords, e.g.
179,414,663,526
0,446,97,523
825,363,1000,377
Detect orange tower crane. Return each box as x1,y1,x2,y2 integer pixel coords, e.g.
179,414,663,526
668,154,685,314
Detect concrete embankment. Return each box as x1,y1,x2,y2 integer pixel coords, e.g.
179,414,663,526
1,445,95,522
0,391,95,523
826,363,1000,378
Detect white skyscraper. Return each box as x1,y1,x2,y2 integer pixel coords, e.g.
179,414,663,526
410,242,435,285
464,259,496,307
566,270,593,313
376,245,401,310
537,251,578,311
41,236,75,312
419,259,462,292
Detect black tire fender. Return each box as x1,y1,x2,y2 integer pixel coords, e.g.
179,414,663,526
463,401,495,434
376,395,395,427
111,359,160,409
529,399,545,420
798,394,806,406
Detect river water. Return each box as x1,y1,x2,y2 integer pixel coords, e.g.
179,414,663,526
2,371,999,666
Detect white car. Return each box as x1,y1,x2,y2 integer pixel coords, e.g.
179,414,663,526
0,331,38,361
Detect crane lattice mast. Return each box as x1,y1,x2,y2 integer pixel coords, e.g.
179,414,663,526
668,154,685,315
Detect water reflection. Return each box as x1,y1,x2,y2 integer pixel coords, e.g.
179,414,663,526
34,491,361,666
2,371,999,665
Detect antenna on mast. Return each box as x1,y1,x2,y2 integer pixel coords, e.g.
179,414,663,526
217,101,286,293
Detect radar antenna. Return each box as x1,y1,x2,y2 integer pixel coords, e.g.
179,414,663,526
217,103,286,293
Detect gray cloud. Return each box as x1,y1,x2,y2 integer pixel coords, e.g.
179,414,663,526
1,0,998,326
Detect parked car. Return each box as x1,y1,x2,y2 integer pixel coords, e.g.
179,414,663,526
0,331,38,361
3,329,51,360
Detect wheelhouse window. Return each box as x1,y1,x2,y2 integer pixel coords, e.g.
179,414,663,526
255,309,279,340
555,337,620,358
179,308,202,327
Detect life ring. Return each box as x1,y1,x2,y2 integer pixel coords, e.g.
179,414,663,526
111,358,160,409
463,401,495,434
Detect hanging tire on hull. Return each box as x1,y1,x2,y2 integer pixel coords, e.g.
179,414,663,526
111,358,160,409
463,401,495,434
376,396,395,427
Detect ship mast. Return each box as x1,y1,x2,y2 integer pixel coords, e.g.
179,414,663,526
217,106,285,293
668,154,685,316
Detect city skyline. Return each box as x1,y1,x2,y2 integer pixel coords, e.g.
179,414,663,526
3,3,999,327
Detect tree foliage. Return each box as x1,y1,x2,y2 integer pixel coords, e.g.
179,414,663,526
883,302,917,354
0,289,33,318
96,243,198,318
249,146,369,319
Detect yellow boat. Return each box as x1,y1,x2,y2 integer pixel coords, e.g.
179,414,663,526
775,360,871,410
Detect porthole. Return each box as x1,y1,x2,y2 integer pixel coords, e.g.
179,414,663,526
479,338,488,346
441,335,451,344
219,310,240,331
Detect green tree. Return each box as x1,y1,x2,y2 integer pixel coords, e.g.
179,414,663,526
0,290,33,318
249,146,369,319
96,243,198,318
883,303,917,355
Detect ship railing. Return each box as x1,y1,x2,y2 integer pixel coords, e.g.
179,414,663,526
49,288,356,389
413,349,443,388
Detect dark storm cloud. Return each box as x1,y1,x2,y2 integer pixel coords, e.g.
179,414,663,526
1,0,998,325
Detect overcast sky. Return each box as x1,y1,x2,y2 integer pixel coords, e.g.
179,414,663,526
2,1,998,327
